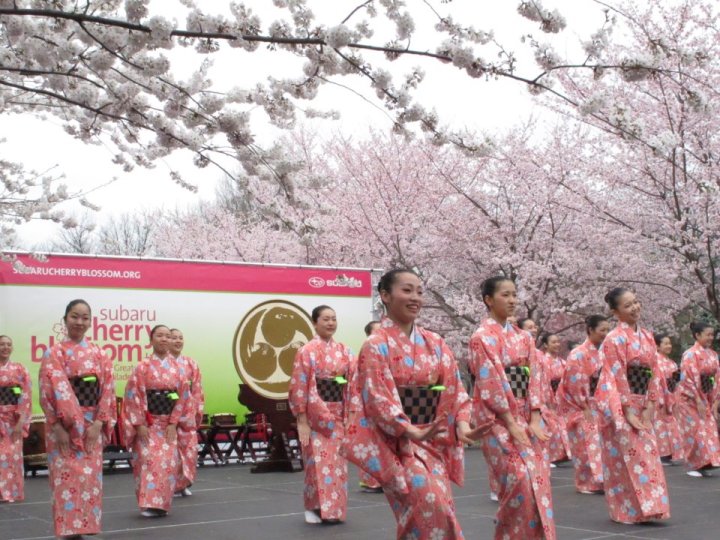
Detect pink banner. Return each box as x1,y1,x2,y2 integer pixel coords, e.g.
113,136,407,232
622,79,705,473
0,254,373,297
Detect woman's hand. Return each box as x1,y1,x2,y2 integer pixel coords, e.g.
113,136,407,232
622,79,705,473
625,412,648,431
528,410,550,442
53,423,71,455
165,424,177,444
456,420,487,445
506,420,531,447
11,422,23,442
84,420,103,452
404,415,448,442
583,407,593,423
297,413,311,446
136,424,149,445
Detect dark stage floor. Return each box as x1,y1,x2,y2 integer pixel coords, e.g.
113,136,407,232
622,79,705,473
2,448,718,539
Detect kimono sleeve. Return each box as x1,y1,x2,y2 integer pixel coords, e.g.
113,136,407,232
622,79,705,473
646,352,662,403
679,350,701,402
713,353,720,405
122,362,148,446
38,350,60,425
346,347,363,415
468,331,510,426
602,336,632,407
93,346,117,441
561,352,590,411
170,378,191,427
288,346,311,417
17,364,32,436
191,360,205,425
359,338,409,438
527,340,544,410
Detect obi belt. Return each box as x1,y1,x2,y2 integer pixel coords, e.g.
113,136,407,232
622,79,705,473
0,385,21,406
70,374,100,407
666,371,681,393
397,385,444,425
147,389,179,415
316,376,347,403
627,364,652,395
701,373,716,395
505,365,530,399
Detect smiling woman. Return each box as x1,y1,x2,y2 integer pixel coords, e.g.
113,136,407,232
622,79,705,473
38,299,117,539
345,268,479,540
288,304,356,525
593,287,670,525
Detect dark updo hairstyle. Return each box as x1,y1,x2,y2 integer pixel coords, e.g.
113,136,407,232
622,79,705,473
517,317,532,330
654,332,670,347
539,333,556,347
311,305,334,323
585,314,607,333
604,287,630,311
0,335,10,341
377,268,420,298
364,320,380,337
481,275,514,308
149,325,169,340
689,320,713,340
63,299,91,320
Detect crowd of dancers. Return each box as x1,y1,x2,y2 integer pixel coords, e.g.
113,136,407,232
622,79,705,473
1,268,719,539
0,299,204,539
287,269,719,539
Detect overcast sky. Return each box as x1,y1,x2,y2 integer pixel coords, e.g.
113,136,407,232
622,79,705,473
4,0,609,246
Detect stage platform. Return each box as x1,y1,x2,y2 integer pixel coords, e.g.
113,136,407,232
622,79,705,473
1,448,717,539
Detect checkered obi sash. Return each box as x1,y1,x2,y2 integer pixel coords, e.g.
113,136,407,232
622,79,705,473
505,365,530,399
316,376,347,403
550,378,561,394
666,371,681,393
627,364,653,395
700,373,716,395
397,385,444,425
0,385,22,406
70,374,100,407
589,371,600,397
147,389,180,415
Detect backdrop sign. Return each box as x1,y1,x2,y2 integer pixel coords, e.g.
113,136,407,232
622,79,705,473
0,253,375,416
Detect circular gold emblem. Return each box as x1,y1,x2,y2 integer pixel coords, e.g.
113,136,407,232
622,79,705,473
233,300,314,400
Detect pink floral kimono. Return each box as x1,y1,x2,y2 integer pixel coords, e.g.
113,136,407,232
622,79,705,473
676,343,720,471
594,322,670,523
0,360,31,502
288,335,356,521
123,354,192,512
557,339,603,492
174,354,204,492
469,318,556,540
541,353,570,463
653,353,684,461
344,317,470,539
39,339,117,537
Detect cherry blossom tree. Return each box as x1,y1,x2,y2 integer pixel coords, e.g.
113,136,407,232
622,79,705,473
0,0,644,229
548,0,720,325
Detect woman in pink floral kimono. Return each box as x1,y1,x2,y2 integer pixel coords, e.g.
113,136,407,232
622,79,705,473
288,305,356,524
39,300,117,539
123,325,192,517
557,315,609,494
539,333,570,464
0,335,31,503
653,333,684,464
469,277,555,540
169,328,204,497
357,320,383,494
676,321,720,477
345,269,481,539
594,287,670,524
